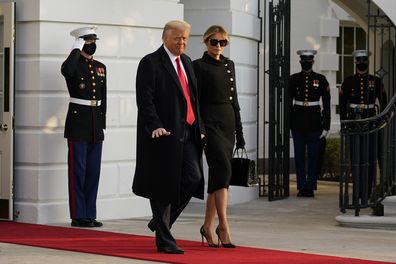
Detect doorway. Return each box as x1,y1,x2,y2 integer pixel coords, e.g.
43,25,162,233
0,1,15,220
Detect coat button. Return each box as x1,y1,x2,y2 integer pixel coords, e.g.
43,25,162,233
229,96,233,100
230,78,234,81
230,87,234,91
179,138,184,142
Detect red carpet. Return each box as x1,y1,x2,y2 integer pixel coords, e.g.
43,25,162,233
0,221,393,264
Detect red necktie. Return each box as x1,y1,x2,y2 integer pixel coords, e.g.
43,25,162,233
176,57,195,125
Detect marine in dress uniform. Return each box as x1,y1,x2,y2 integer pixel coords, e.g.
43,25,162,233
61,26,106,228
290,50,331,197
339,50,387,199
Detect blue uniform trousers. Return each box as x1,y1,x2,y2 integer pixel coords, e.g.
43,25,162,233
292,131,321,191
67,140,102,219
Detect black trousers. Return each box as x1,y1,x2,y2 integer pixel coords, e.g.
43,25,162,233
150,125,201,249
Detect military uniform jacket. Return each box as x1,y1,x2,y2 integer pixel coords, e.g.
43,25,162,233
61,49,107,142
339,73,387,120
289,71,331,132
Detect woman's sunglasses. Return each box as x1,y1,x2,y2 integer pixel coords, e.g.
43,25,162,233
209,39,228,47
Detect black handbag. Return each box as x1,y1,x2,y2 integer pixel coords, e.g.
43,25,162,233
230,148,258,187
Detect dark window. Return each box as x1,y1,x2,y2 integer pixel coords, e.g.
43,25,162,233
336,25,367,86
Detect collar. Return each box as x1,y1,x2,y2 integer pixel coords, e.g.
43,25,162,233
163,45,179,62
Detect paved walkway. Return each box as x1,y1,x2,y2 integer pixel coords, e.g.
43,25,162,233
1,181,395,264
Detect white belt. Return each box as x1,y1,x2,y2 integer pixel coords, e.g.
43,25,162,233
349,103,375,109
70,97,101,106
294,100,320,106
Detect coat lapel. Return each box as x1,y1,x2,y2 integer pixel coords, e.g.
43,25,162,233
159,47,184,96
159,46,197,105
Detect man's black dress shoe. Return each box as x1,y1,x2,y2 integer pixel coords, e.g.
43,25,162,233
71,219,94,227
297,190,306,197
157,246,184,254
147,219,155,232
91,219,103,227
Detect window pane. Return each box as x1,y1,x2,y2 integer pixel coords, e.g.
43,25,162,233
344,27,354,54
356,27,366,50
337,27,342,54
337,55,342,84
344,56,354,79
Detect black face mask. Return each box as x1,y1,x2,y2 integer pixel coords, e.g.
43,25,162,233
82,43,96,55
301,61,313,71
356,62,368,71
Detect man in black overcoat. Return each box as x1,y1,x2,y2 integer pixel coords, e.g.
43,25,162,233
132,20,206,254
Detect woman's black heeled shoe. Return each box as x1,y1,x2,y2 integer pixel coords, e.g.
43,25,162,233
215,226,236,248
200,225,219,247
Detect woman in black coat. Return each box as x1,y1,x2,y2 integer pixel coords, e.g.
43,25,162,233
193,25,245,248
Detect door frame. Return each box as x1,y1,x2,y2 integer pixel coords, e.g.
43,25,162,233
0,1,15,221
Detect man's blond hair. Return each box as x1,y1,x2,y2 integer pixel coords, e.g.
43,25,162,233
162,20,191,39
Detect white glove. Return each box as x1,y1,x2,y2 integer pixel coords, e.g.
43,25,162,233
319,130,329,139
71,38,85,51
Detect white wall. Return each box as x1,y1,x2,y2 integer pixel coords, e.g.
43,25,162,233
290,0,339,133
7,0,262,224
182,0,261,204
10,0,183,224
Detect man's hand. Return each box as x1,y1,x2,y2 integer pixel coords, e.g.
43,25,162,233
152,128,171,138
72,38,85,51
319,130,329,139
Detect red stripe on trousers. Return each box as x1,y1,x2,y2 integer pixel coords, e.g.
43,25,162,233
68,140,76,218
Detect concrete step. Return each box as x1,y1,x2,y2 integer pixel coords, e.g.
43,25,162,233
335,214,396,230
383,195,396,215
336,196,396,230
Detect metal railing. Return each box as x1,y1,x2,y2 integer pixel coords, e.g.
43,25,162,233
339,94,396,215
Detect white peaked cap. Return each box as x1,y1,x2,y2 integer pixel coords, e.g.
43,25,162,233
296,50,317,56
352,50,371,58
70,26,99,39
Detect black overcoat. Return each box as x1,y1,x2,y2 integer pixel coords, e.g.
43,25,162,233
132,46,205,203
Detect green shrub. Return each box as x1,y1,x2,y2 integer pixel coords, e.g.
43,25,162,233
318,136,340,181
